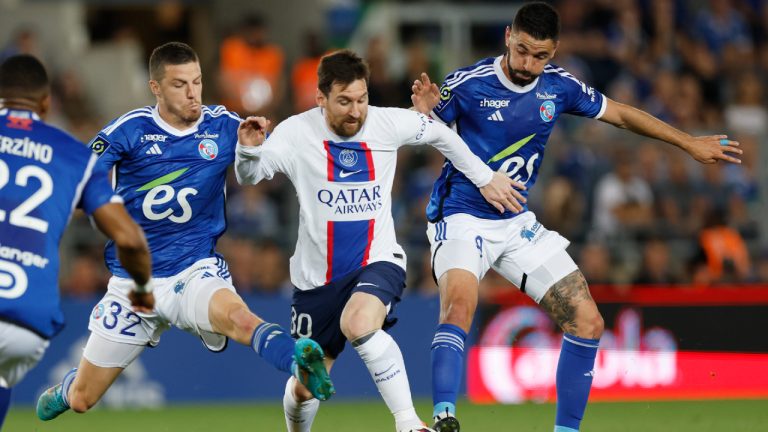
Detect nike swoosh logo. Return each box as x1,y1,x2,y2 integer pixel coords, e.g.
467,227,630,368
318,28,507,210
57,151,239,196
339,169,362,178
356,282,379,288
374,364,395,377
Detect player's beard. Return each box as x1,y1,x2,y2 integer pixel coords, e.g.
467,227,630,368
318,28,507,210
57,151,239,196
330,115,364,137
506,52,538,87
175,103,202,126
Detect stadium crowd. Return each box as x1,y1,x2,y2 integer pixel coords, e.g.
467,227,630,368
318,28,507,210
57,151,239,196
4,0,766,298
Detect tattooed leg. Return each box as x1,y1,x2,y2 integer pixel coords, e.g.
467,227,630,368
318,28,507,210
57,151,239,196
539,270,604,339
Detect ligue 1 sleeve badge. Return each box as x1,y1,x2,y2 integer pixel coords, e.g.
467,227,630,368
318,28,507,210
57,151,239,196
539,100,556,122
198,139,219,160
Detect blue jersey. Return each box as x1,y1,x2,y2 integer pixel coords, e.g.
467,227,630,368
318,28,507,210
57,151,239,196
426,56,606,221
0,108,115,338
89,105,240,278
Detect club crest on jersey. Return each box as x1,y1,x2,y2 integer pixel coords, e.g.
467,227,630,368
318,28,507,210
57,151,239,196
92,303,105,319
198,139,218,160
539,100,556,122
339,149,358,167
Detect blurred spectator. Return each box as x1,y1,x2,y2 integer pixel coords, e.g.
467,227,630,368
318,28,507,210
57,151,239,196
226,183,280,241
365,35,400,107
60,254,109,298
577,241,615,285
694,206,752,284
633,236,684,285
291,30,326,113
724,71,767,136
252,240,291,296
0,27,40,61
592,150,654,239
219,14,285,116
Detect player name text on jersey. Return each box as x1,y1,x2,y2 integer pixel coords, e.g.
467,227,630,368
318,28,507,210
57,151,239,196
0,134,53,163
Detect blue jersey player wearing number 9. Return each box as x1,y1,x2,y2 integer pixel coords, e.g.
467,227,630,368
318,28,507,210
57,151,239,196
0,54,153,429
412,2,743,431
36,42,334,423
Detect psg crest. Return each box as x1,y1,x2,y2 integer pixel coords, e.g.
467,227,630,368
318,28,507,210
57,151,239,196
539,100,556,122
198,139,218,160
339,149,358,167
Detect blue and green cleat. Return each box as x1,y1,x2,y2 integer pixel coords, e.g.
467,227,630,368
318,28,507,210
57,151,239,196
36,383,69,421
292,337,335,401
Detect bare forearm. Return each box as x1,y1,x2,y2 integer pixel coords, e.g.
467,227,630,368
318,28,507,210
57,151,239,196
117,242,151,286
608,101,691,150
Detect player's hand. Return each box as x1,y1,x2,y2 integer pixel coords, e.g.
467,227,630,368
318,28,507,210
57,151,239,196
411,72,440,115
238,116,271,147
128,290,155,313
479,172,527,214
683,135,742,164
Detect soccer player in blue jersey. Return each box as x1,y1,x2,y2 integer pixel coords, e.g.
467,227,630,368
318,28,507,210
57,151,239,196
0,54,153,428
411,3,743,432
36,42,333,422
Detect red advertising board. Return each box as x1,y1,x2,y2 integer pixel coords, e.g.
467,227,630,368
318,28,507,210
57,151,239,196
467,285,768,402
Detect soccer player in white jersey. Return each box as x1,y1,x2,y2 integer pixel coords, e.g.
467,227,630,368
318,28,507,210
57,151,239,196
411,3,743,432
235,49,524,432
36,42,334,422
0,54,152,429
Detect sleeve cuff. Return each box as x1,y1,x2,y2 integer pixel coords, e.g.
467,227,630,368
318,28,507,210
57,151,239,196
236,143,264,157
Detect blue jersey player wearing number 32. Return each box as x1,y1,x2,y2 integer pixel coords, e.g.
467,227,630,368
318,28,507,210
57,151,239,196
411,2,743,432
0,54,152,429
36,42,334,422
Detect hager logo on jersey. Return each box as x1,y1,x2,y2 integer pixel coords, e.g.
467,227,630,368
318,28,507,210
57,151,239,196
198,139,218,160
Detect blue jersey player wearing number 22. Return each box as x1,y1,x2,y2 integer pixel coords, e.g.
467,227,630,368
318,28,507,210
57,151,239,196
36,42,334,422
411,2,743,432
0,54,152,429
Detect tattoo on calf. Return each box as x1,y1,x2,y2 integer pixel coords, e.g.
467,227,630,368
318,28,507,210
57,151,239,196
540,270,591,333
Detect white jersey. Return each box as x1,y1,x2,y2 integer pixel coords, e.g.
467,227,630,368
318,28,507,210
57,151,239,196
236,106,493,290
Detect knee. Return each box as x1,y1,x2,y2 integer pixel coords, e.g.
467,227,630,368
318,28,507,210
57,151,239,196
441,294,476,330
340,309,378,341
575,311,604,340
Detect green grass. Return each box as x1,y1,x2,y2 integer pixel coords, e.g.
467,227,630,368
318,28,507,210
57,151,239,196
6,399,767,431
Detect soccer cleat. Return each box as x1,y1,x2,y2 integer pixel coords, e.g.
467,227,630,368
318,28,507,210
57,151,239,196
433,408,460,432
293,337,335,401
36,383,69,421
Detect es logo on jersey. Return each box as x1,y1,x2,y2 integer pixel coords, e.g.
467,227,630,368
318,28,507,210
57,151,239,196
539,100,556,122
137,168,198,223
198,139,218,160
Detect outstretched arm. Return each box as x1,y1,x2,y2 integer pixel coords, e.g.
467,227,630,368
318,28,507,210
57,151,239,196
598,98,742,164
92,203,154,312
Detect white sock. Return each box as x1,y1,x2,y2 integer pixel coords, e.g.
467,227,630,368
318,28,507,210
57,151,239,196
353,330,421,431
283,376,320,432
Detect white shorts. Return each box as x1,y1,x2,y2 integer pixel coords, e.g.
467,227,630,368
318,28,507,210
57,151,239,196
87,257,235,358
0,321,49,387
427,212,577,303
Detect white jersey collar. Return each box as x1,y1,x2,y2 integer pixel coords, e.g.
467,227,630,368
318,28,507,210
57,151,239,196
0,107,41,121
151,105,204,136
493,55,539,93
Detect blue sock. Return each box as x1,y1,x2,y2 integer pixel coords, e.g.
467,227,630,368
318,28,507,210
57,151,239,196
431,323,467,418
251,323,296,373
0,386,10,429
554,333,600,432
60,368,77,407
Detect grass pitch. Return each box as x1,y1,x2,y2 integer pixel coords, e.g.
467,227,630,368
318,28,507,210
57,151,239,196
6,399,766,431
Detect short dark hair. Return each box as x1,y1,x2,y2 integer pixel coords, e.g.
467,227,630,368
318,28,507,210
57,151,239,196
317,49,370,96
149,42,199,81
0,54,49,100
513,2,560,41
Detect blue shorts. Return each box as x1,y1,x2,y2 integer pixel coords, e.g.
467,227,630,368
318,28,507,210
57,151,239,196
290,261,405,359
